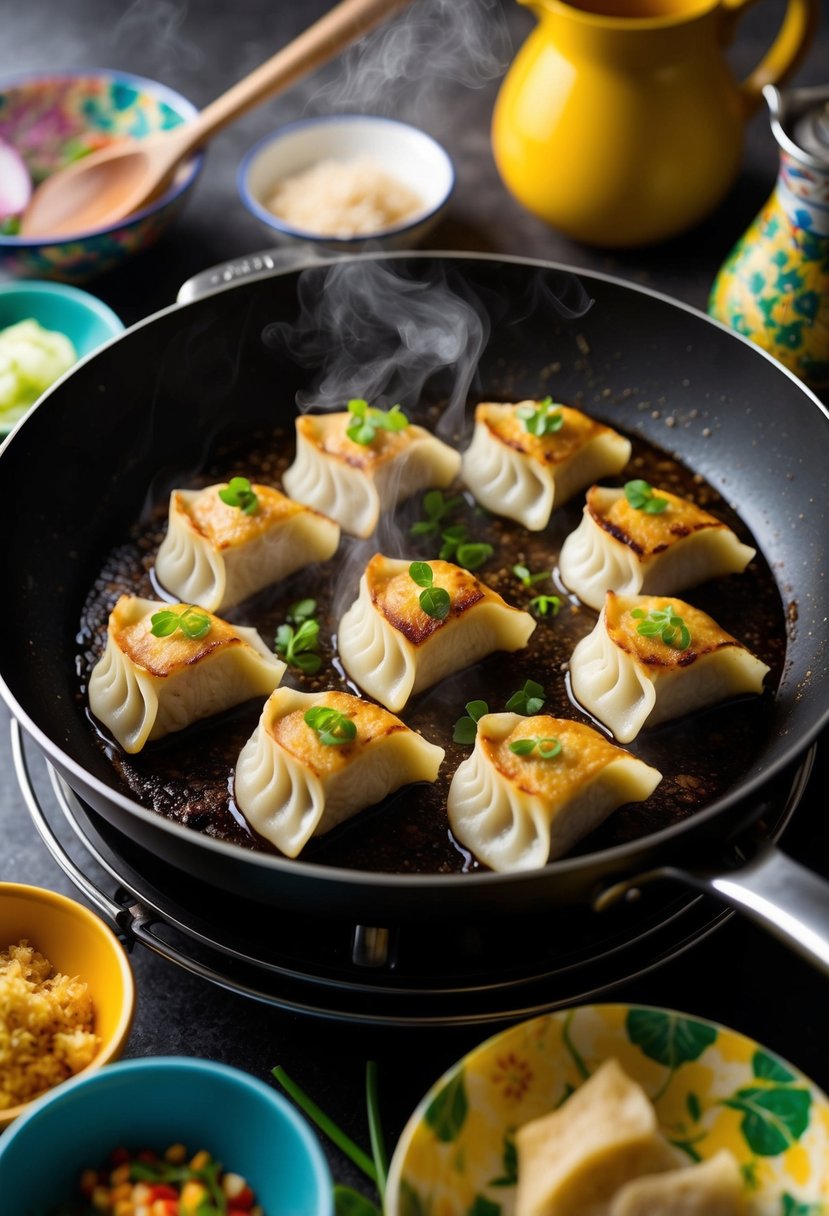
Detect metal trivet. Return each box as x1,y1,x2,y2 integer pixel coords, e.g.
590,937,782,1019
11,721,815,1028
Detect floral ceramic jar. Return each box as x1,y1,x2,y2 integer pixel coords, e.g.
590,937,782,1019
709,84,829,392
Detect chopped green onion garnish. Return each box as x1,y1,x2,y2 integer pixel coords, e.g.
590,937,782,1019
218,475,259,515
631,605,691,650
150,605,211,640
624,479,668,514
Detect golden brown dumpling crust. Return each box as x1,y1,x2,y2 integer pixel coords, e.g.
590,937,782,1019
112,597,240,677
588,485,730,557
369,556,486,645
605,591,746,670
267,690,409,778
297,412,417,470
483,715,636,803
180,483,307,549
478,402,619,465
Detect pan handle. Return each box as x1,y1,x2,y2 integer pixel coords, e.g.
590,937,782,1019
595,843,829,974
176,245,334,303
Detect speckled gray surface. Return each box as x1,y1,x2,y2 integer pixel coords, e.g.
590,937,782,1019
1,0,828,1196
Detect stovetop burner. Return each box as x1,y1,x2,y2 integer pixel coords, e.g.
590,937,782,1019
12,722,815,1027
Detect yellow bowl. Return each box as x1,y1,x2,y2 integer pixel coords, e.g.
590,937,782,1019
387,1002,829,1213
0,882,135,1128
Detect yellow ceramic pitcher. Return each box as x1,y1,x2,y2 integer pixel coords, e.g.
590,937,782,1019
492,0,818,247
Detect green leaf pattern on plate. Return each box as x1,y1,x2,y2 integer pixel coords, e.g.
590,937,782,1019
626,1008,718,1070
724,1087,811,1156
425,1068,468,1143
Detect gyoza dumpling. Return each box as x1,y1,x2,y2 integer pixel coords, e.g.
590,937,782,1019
337,555,536,712
283,408,461,538
461,400,631,531
609,1151,744,1216
569,592,770,742
154,480,340,613
234,688,444,857
447,714,661,872
559,483,756,610
88,596,285,754
515,1059,678,1216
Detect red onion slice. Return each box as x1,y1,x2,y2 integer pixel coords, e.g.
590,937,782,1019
0,139,32,222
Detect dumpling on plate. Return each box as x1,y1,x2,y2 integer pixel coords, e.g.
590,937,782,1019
234,688,444,857
283,409,461,538
337,555,536,712
569,591,770,742
447,713,661,872
155,480,340,613
558,483,756,611
88,596,285,754
609,1150,744,1216
515,1058,678,1216
460,400,631,531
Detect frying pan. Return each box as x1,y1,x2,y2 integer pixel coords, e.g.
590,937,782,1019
2,253,828,967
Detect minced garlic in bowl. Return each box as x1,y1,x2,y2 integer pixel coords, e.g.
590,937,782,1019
0,940,99,1111
266,155,425,237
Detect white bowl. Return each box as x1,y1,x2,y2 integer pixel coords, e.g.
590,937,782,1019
237,114,454,250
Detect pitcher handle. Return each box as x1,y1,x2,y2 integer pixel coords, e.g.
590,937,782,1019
721,0,818,117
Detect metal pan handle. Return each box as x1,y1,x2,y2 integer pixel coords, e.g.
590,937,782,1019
596,842,829,974
176,245,334,303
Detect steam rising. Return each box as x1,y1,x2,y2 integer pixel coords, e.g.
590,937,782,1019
262,259,490,439
312,0,512,122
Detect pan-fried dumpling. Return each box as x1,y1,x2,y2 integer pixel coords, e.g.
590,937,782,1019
337,555,536,712
559,484,756,610
569,592,770,742
234,688,444,857
283,410,461,538
447,713,661,872
155,481,340,613
460,400,631,531
88,596,285,754
609,1151,744,1216
515,1059,678,1216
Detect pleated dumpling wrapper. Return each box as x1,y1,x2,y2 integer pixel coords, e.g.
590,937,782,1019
569,591,770,743
338,555,536,713
559,482,756,611
609,1150,744,1216
461,399,631,531
88,596,285,754
515,1058,678,1216
283,405,460,538
447,714,661,872
234,688,444,858
155,479,340,613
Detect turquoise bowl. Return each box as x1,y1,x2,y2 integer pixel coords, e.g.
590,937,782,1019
0,69,203,282
0,280,124,435
0,1056,334,1214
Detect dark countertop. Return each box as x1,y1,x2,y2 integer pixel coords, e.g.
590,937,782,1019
1,0,828,1199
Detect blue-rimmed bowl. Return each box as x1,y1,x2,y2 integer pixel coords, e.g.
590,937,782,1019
238,114,455,251
0,1056,334,1214
0,280,124,435
0,69,203,282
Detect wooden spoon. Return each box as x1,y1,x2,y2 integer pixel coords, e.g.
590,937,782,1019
20,0,410,239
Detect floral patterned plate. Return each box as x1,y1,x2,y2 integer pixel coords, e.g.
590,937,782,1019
385,1004,829,1216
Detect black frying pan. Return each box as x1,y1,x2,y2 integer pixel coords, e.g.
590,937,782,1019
1,254,828,961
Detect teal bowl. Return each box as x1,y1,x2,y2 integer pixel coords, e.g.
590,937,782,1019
0,69,203,283
0,1056,334,1215
0,280,124,435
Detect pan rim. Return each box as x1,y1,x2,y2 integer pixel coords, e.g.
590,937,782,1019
2,249,828,889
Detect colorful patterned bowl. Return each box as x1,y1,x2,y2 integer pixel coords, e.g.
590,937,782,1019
0,69,203,282
386,1003,829,1216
